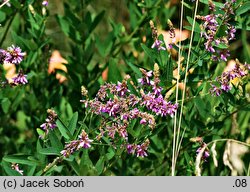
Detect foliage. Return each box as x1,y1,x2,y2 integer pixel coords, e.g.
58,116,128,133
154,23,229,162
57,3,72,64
0,0,249,176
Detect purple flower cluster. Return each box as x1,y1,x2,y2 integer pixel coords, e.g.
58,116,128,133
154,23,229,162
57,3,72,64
199,0,236,61
126,139,150,158
196,143,210,162
210,61,249,96
151,39,166,51
0,45,28,87
60,130,93,158
12,70,28,85
166,19,176,49
81,64,177,157
40,109,58,136
0,45,26,65
149,20,166,51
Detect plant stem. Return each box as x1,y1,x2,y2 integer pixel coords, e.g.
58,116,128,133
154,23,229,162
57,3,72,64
206,138,250,148
41,156,64,175
174,0,199,175
172,0,184,176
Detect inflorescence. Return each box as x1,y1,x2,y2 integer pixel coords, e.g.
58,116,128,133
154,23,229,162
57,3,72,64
0,45,26,65
150,20,166,51
40,109,58,136
190,137,210,162
60,130,93,158
198,0,236,61
0,45,28,86
78,64,177,158
210,60,249,96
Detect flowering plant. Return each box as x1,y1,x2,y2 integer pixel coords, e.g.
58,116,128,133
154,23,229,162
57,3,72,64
0,0,249,176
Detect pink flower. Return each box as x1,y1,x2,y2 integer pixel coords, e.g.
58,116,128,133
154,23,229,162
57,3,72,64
151,39,166,51
12,71,28,85
78,130,93,149
5,45,26,65
11,163,23,175
42,0,48,6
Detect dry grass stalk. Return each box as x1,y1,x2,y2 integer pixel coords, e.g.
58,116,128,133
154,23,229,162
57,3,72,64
211,142,218,167
223,140,249,175
223,141,234,172
230,142,249,175
195,145,206,176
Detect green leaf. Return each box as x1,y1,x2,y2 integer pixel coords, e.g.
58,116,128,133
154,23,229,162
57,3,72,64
236,2,250,16
106,147,115,160
1,98,11,114
68,112,78,135
3,155,39,166
198,58,203,66
110,21,125,38
214,43,228,49
183,1,192,10
49,131,64,150
27,10,40,31
38,147,61,155
108,58,122,83
1,161,21,176
186,16,201,33
89,10,105,33
95,156,105,175
0,11,6,22
80,150,93,166
68,160,81,176
10,0,21,8
200,0,223,8
11,88,24,111
27,165,37,176
36,140,46,162
141,43,158,61
129,3,141,30
125,60,141,75
79,150,93,175
11,31,38,51
36,128,46,140
56,119,73,140
158,35,172,82
194,97,207,119
45,165,64,175
95,33,114,57
56,15,70,37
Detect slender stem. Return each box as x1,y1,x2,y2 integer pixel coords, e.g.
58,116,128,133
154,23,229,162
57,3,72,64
41,156,64,175
171,0,184,176
176,127,186,155
175,0,199,173
206,138,250,148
